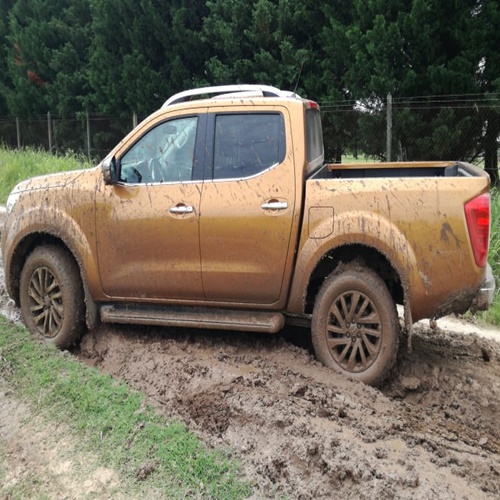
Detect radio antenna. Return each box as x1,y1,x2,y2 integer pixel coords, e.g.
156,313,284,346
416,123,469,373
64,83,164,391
293,58,306,95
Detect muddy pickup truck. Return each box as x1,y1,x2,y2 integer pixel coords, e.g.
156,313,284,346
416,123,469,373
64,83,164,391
1,85,495,385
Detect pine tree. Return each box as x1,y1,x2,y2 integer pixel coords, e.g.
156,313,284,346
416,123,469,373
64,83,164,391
0,0,15,115
344,0,499,178
4,0,91,116
88,0,208,116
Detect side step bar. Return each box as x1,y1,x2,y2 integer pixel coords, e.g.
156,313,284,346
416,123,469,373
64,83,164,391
100,304,285,334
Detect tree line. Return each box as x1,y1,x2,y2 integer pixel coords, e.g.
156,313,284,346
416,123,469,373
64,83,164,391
0,0,499,180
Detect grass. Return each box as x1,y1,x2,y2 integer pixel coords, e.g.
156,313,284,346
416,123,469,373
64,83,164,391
0,316,251,498
0,147,92,203
475,188,500,325
332,154,378,164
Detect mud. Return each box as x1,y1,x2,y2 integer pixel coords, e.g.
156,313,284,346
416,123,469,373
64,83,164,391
71,323,500,499
1,245,500,498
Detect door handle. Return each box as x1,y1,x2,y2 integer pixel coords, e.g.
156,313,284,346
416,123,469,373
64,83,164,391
261,201,288,211
169,205,194,215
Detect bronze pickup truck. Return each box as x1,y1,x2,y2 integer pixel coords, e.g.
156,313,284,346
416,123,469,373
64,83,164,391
1,85,495,386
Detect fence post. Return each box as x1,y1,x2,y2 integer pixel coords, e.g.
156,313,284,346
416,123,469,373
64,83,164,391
133,112,138,129
386,93,392,162
86,112,91,160
16,117,21,149
47,111,52,152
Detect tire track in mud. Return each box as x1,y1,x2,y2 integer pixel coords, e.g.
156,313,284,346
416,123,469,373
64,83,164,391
76,323,500,499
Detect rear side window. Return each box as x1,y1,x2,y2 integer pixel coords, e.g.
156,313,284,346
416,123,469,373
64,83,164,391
213,113,286,180
306,108,324,173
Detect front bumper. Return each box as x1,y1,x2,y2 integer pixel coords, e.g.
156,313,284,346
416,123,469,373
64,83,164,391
471,263,496,312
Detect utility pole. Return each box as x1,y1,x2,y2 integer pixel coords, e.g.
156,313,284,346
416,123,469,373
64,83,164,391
386,93,392,162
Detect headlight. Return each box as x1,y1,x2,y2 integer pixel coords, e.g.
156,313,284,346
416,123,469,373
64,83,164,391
6,191,21,215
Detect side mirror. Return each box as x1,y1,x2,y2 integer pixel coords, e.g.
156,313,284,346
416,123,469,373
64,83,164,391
102,156,119,185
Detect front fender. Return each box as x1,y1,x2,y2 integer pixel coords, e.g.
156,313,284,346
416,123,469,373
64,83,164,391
3,204,101,303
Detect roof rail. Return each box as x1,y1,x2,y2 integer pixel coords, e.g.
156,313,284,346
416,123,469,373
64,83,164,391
162,85,299,108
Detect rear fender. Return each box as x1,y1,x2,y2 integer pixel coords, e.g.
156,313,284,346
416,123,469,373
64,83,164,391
287,210,421,314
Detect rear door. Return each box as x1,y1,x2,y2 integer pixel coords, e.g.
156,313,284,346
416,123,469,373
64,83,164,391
199,108,296,304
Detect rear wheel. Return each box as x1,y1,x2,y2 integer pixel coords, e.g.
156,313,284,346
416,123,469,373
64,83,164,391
20,245,85,348
311,267,399,386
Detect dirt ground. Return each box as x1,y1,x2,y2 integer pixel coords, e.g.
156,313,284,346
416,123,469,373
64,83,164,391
1,230,499,498
0,385,123,498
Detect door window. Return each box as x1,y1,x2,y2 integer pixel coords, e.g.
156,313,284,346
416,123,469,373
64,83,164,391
120,116,198,183
213,113,285,180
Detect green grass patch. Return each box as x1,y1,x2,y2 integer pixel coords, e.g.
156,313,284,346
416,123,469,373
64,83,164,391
336,154,379,164
0,147,92,204
487,189,500,282
475,188,500,325
0,316,251,498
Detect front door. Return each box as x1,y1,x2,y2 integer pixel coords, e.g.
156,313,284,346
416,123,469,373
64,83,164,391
96,114,204,300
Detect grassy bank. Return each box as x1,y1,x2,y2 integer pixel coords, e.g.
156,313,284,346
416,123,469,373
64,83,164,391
477,188,500,325
0,316,250,498
0,147,92,203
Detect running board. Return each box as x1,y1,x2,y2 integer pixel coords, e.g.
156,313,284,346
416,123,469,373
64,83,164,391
99,304,285,334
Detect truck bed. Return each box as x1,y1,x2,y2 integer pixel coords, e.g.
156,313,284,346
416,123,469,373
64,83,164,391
291,160,491,323
314,161,484,180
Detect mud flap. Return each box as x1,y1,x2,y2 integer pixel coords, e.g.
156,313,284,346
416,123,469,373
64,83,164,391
404,298,413,352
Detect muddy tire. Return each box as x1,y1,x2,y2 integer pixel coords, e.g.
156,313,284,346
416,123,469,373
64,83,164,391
311,268,399,387
20,245,85,348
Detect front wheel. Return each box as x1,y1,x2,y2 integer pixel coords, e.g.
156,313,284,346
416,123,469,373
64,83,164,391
20,245,85,348
311,268,399,387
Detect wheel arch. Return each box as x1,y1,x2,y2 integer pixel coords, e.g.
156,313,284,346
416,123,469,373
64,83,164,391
7,232,99,330
303,243,405,316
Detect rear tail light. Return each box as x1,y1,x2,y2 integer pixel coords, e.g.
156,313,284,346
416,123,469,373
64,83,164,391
464,193,490,267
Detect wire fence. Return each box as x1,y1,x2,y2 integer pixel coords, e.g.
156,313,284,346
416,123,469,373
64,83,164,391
0,94,499,168
321,94,500,169
0,112,143,162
